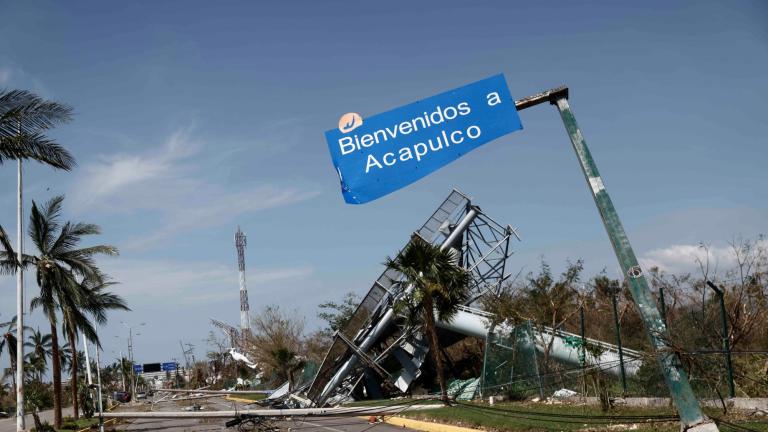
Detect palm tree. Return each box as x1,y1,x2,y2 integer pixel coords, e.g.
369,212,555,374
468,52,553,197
59,342,74,374
26,329,52,364
25,328,52,381
61,277,128,418
384,235,470,403
269,348,306,391
26,196,117,428
0,316,32,395
25,353,47,382
1,89,74,432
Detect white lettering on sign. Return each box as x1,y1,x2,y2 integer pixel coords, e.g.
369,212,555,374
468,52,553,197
339,102,472,156
364,125,482,173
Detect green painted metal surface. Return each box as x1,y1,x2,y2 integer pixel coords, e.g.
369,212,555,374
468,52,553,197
707,281,735,399
610,287,628,393
553,97,716,430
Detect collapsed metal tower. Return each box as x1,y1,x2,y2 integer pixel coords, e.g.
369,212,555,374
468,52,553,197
306,189,520,406
235,226,251,336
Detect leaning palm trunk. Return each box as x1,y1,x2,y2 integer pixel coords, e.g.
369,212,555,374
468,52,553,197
422,296,448,404
49,319,62,429
67,327,79,419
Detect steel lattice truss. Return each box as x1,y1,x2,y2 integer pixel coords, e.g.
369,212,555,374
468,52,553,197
304,189,519,406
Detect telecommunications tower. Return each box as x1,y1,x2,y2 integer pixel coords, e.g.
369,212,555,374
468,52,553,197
235,226,250,337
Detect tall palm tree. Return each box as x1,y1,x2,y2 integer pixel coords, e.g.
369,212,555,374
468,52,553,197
26,195,117,428
0,316,32,395
24,328,52,381
25,329,52,364
25,353,47,382
384,235,470,403
1,89,74,432
61,277,128,418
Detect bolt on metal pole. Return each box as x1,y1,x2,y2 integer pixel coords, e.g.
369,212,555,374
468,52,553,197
551,93,718,431
706,281,735,399
610,285,628,394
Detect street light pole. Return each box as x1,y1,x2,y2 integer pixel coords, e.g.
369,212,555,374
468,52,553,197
121,322,145,401
128,329,135,398
94,346,105,432
113,345,126,392
15,158,25,432
706,281,735,399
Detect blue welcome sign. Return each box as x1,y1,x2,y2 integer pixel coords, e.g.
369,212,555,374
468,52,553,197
325,74,523,204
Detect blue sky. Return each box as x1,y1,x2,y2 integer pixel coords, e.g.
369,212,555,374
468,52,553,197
0,1,766,367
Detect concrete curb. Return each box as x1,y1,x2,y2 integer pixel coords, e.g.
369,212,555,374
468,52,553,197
224,395,260,404
379,416,482,432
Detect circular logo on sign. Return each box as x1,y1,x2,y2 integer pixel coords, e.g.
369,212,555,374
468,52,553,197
338,112,363,133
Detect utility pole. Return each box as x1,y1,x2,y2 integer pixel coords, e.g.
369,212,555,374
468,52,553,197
706,281,735,399
121,322,144,399
235,227,251,341
128,331,135,397
119,350,126,391
179,341,190,369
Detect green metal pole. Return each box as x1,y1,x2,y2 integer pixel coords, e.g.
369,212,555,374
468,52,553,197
659,287,668,326
706,281,735,399
610,286,628,394
552,96,718,431
481,332,491,398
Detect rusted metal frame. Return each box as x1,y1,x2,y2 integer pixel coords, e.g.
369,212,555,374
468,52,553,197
514,86,569,111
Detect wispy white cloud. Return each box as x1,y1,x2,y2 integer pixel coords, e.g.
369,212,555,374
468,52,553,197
639,239,767,275
100,258,314,306
69,127,320,249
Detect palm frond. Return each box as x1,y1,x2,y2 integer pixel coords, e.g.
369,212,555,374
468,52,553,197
0,224,18,275
0,132,75,170
0,89,73,137
49,222,102,256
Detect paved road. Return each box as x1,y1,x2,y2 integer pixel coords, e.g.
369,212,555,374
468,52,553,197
0,408,56,432
117,396,417,432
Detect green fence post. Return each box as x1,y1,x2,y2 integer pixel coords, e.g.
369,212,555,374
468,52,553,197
579,305,587,397
551,95,718,431
706,281,735,399
610,284,628,394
